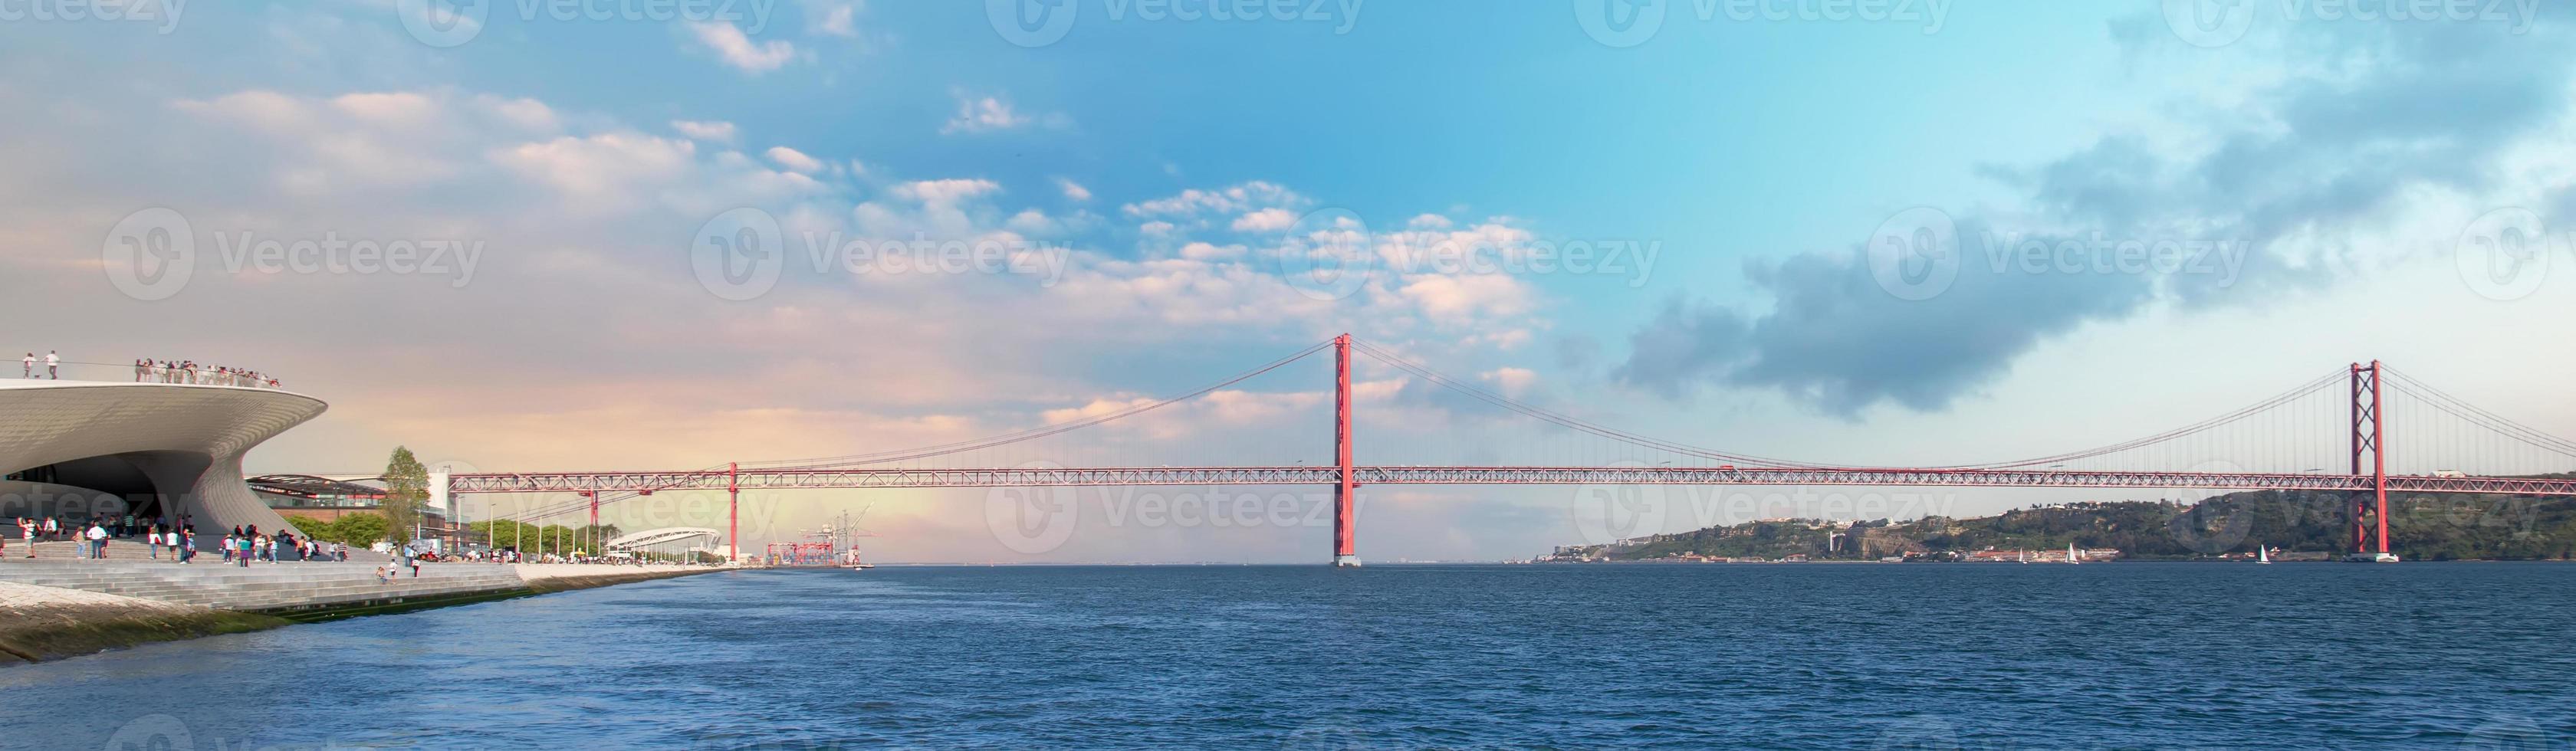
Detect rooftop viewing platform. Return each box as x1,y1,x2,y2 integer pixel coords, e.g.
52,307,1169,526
10,353,287,390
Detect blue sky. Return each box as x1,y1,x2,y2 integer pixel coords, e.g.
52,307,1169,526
3,1,2572,561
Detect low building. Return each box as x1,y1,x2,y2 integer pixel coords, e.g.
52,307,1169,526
249,474,462,543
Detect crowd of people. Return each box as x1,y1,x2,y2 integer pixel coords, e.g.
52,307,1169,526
6,513,196,560
11,351,280,388
135,359,280,389
1,514,352,564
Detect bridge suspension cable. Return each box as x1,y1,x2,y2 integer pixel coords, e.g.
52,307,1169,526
744,339,1333,470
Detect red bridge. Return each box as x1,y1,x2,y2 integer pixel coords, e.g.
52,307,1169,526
441,336,2576,565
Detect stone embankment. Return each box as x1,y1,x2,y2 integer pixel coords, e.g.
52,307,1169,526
0,561,726,664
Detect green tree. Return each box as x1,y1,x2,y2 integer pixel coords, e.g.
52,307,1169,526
332,513,391,547
291,513,390,547
381,447,429,544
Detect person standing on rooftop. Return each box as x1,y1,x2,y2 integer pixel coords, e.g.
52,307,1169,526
46,350,59,379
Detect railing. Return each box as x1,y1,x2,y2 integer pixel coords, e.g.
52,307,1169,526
3,358,284,389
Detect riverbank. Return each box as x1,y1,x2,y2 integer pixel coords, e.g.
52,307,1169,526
0,582,290,664
0,563,728,664
514,563,722,594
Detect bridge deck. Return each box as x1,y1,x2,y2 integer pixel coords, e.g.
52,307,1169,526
441,467,2576,497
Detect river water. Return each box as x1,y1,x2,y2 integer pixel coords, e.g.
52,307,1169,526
4,563,2571,749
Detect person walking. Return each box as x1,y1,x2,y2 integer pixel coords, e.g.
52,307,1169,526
19,353,31,379
45,350,59,379
84,520,107,560
15,518,31,558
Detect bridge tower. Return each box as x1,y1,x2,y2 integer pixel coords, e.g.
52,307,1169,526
728,461,740,564
1332,333,1360,567
2351,361,2391,559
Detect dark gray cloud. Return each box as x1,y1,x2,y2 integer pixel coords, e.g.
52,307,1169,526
1615,221,2152,415
1617,19,2574,415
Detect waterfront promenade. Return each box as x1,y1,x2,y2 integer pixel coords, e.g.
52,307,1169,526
0,558,724,663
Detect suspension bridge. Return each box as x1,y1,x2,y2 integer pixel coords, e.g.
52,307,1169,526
440,336,2576,566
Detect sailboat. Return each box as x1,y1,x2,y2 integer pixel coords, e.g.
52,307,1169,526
2256,544,2272,565
2066,543,2082,565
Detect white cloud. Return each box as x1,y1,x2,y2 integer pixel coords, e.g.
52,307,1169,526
1480,367,1536,398
672,120,738,143
478,96,560,132
813,0,859,37
1179,242,1244,261
765,146,823,173
892,178,1001,205
1056,177,1092,202
1408,213,1452,229
688,21,796,73
1230,207,1299,232
1397,274,1535,326
941,93,1030,134
491,133,699,214
1123,181,1304,218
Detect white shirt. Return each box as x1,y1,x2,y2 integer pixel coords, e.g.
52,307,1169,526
85,525,106,539
45,353,58,366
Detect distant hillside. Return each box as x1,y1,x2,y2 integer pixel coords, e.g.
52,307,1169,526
1547,482,2576,562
